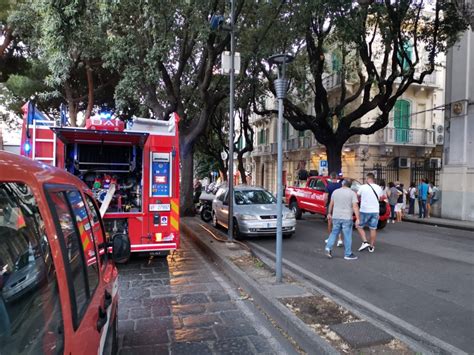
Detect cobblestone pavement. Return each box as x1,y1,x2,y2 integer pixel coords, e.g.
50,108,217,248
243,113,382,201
117,236,284,354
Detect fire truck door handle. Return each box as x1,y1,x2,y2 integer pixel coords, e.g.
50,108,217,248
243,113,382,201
97,306,108,332
104,290,112,309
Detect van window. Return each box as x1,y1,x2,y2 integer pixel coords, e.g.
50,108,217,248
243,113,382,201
84,194,107,268
49,190,90,326
66,190,99,294
0,182,64,354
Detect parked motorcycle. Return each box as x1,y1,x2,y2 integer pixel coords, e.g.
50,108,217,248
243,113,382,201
197,192,215,222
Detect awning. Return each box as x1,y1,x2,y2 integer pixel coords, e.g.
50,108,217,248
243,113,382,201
51,127,149,146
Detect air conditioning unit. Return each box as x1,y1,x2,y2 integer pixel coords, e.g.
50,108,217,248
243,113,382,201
397,157,411,168
429,158,442,168
435,124,444,145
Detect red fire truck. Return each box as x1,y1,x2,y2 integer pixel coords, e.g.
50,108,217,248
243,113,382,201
20,102,180,257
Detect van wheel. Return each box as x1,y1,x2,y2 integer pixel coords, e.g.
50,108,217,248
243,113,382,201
377,219,387,230
290,201,302,220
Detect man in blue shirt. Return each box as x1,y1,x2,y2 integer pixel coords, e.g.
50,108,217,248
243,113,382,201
417,178,429,218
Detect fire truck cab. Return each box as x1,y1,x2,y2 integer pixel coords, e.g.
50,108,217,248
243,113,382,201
20,103,180,257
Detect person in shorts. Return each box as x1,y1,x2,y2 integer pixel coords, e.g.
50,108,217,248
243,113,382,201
325,179,360,260
356,173,384,253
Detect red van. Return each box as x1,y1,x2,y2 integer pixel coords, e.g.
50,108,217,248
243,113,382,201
0,151,130,354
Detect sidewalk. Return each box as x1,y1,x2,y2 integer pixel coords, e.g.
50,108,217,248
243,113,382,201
117,235,293,354
403,215,474,231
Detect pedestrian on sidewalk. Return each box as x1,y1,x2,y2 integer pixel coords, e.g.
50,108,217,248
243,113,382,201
427,182,440,218
388,182,399,223
324,171,343,247
395,183,405,222
408,182,416,215
325,179,360,260
417,178,429,218
357,173,384,253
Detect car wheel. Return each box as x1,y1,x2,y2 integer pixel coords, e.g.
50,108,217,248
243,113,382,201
290,200,302,220
232,219,242,239
283,233,293,239
212,212,219,228
377,219,387,230
201,207,212,223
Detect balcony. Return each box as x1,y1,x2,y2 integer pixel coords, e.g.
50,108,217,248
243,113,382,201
322,73,342,91
251,143,272,156
380,127,434,146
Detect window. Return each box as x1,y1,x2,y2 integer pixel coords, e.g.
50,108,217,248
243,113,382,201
332,52,341,72
315,179,326,191
299,130,305,138
47,187,99,329
283,121,290,140
0,182,64,354
394,100,411,143
66,190,99,293
84,194,107,268
258,130,265,145
397,41,412,72
216,188,227,202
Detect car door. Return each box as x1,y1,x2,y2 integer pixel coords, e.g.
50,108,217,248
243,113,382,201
45,185,104,354
213,188,226,226
220,190,230,229
313,179,328,214
0,182,64,355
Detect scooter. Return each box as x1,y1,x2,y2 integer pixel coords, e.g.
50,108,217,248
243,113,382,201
198,192,215,222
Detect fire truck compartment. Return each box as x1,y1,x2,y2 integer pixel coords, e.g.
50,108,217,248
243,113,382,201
54,127,147,215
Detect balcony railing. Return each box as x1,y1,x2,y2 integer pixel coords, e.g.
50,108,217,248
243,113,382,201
322,73,342,91
381,127,434,145
251,143,272,156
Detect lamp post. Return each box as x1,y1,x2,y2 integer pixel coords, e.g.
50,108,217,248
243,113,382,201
227,0,236,243
268,53,294,283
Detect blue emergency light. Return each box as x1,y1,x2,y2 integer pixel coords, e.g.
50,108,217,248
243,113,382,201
24,140,31,153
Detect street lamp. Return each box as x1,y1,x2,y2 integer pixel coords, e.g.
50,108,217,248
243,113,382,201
268,53,294,283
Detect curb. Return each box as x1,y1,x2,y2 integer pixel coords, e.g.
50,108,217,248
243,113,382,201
181,221,339,355
402,218,474,232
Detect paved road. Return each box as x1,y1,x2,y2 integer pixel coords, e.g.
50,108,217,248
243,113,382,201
250,215,474,353
117,237,294,354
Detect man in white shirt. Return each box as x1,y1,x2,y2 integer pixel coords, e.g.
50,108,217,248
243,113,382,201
356,173,384,253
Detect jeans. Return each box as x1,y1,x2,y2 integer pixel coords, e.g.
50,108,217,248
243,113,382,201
390,204,396,220
418,199,427,218
409,198,415,215
326,219,353,257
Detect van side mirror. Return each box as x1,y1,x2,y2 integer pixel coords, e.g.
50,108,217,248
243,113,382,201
110,233,131,264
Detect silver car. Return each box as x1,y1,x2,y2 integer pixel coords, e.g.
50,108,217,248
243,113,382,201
212,185,296,238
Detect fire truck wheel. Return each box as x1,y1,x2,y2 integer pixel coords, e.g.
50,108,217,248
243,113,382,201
111,312,118,355
290,200,302,220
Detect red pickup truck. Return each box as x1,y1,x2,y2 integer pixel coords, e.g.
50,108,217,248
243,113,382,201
285,176,390,229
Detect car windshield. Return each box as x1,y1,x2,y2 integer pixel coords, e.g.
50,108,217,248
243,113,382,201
235,190,276,205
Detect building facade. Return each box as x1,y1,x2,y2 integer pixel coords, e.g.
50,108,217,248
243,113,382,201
246,56,446,196
440,29,474,221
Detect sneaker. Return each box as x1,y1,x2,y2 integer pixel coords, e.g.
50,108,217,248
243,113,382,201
337,240,343,247
344,253,358,260
368,246,375,253
325,238,328,243
358,242,370,251
325,249,332,259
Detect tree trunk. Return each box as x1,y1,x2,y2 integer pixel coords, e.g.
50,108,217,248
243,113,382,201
180,144,195,217
0,27,13,58
326,142,343,175
237,153,247,184
84,62,94,121
64,83,78,127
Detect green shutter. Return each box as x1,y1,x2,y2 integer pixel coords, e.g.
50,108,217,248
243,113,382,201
394,100,411,143
332,53,341,72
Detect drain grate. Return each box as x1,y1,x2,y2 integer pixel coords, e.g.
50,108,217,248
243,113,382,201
329,321,393,349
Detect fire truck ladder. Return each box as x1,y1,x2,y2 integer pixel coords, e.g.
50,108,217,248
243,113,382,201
31,118,57,166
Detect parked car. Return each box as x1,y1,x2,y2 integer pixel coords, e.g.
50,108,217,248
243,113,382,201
285,176,390,229
212,185,296,238
0,151,130,355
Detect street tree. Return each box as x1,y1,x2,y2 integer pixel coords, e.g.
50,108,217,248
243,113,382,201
7,0,118,126
258,0,468,173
